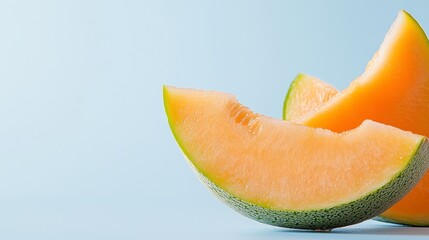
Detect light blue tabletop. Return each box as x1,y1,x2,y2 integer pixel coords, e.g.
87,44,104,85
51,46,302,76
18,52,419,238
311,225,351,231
0,0,428,239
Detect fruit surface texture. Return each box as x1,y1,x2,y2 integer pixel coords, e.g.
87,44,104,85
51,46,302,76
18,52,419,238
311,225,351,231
283,73,337,121
282,11,429,226
164,86,429,230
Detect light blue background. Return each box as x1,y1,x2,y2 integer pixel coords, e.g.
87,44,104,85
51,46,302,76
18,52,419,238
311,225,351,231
0,0,429,239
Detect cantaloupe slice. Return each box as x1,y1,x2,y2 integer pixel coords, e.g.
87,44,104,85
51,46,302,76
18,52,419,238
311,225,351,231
298,10,429,133
164,86,429,230
282,11,429,226
283,73,337,121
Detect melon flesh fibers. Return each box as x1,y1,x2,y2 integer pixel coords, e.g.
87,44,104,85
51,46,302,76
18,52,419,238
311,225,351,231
282,11,429,226
164,86,429,230
283,73,337,121
299,11,429,134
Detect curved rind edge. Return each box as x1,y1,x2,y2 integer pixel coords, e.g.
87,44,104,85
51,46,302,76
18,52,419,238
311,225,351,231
164,86,429,229
282,73,304,120
191,138,429,230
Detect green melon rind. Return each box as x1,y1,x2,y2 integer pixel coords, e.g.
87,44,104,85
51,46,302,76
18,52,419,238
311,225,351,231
163,86,429,230
282,72,429,227
193,139,429,230
282,73,304,121
280,10,429,227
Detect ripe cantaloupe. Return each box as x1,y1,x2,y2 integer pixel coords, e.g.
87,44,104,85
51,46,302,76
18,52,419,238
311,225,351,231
282,11,429,226
283,73,337,121
164,86,429,230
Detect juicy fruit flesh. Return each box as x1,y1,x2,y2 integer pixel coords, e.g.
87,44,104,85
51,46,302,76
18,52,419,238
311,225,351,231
164,86,424,211
282,11,429,225
283,73,337,121
300,11,429,135
284,75,429,226
382,173,429,225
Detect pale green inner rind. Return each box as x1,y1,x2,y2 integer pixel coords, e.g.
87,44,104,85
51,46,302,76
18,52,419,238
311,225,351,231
197,139,429,229
176,116,428,229
164,87,429,229
163,86,195,170
402,10,429,43
164,86,221,184
282,74,303,120
278,11,429,226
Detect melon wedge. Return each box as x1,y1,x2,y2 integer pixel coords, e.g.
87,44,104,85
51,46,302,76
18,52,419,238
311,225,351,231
282,11,429,226
298,10,429,133
164,86,429,230
283,73,337,121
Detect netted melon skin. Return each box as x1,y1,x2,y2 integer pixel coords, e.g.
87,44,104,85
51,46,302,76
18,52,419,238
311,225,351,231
192,139,429,230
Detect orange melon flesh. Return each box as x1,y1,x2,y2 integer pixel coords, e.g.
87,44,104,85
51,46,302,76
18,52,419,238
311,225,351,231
380,175,429,225
285,11,429,226
283,73,337,121
164,86,425,212
300,11,429,135
283,75,429,226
